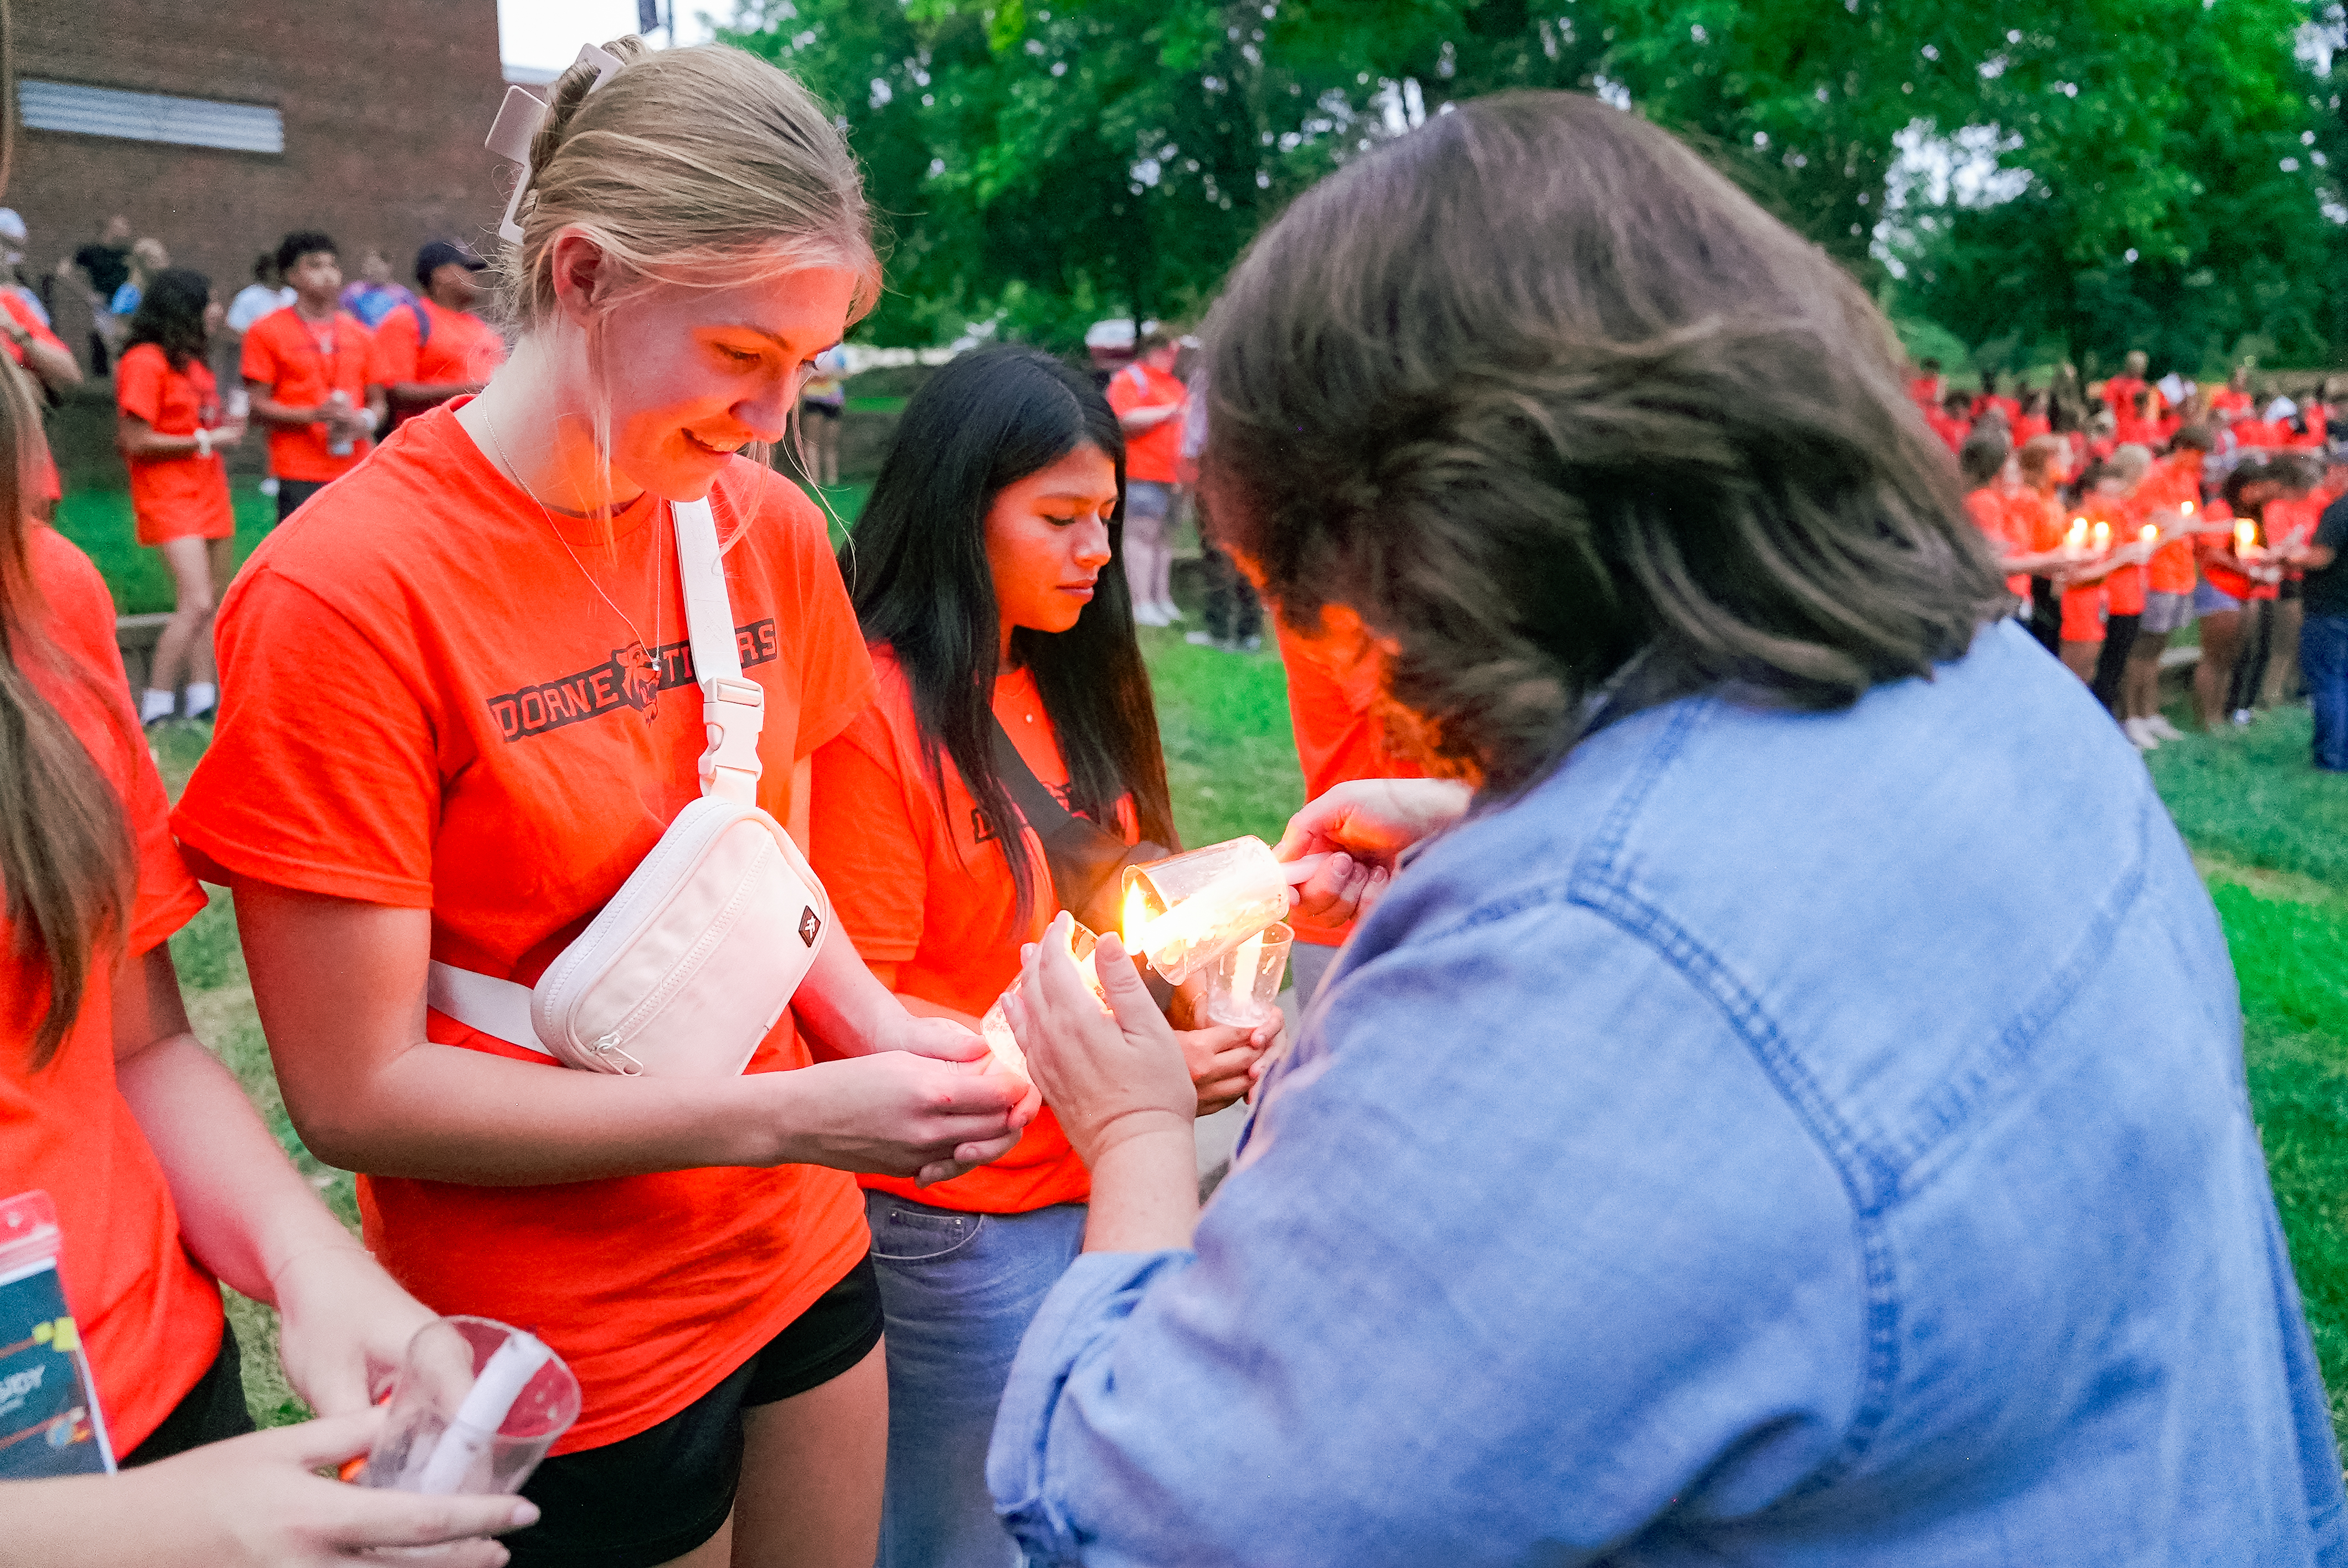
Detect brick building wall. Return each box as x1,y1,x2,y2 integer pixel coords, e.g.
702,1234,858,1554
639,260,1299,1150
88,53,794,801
8,0,507,371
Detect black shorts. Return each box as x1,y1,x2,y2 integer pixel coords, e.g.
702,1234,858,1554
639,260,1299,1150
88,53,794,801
120,1321,255,1466
507,1254,884,1568
2281,576,2304,604
800,400,843,422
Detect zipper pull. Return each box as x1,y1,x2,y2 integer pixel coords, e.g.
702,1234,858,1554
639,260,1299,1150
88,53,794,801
586,1034,644,1076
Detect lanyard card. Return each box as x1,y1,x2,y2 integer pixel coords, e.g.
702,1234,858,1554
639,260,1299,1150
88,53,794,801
0,1190,113,1477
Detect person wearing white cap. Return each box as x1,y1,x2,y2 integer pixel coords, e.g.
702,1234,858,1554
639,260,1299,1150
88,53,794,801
0,208,51,325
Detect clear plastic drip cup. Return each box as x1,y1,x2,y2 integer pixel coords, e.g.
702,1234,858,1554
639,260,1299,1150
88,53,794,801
1207,921,1292,1027
361,1316,580,1498
980,919,1109,1081
1120,836,1290,985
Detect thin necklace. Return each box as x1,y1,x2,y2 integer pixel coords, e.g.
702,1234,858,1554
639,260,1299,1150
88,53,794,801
481,410,662,662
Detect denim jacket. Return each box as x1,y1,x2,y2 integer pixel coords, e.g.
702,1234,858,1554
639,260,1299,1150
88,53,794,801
989,622,2345,1565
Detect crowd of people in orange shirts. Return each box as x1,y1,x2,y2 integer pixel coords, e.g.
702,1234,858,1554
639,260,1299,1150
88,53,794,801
1920,351,2344,753
109,230,509,728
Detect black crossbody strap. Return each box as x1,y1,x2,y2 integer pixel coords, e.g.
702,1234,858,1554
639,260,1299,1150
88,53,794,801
988,719,1089,843
986,718,1169,937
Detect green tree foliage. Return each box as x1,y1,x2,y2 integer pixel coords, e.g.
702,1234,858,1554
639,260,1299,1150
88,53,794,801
717,0,2346,369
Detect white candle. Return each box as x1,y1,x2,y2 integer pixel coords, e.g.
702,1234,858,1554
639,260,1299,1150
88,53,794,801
1228,930,1265,1014
413,1331,554,1494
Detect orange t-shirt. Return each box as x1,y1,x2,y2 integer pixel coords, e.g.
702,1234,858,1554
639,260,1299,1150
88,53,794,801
2140,457,2201,596
171,404,878,1454
1106,362,1187,484
2100,375,2148,417
115,344,234,547
2266,494,2325,583
6,293,66,502
238,305,373,482
2011,414,2051,445
2,527,219,1455
2082,491,2146,616
2212,388,2253,417
811,649,1137,1215
2197,499,2254,601
1964,487,2027,597
367,298,507,426
1275,613,1427,950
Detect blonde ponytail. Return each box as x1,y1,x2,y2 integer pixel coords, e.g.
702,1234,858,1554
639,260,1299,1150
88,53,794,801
498,39,880,328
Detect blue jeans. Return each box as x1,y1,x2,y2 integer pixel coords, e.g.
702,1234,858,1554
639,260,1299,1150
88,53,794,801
866,1192,1085,1568
2303,612,2348,771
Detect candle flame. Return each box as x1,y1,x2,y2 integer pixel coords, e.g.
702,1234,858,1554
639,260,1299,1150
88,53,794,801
2236,519,2256,554
2183,501,2195,515
2091,521,2111,550
1122,884,1152,947
2140,524,2159,544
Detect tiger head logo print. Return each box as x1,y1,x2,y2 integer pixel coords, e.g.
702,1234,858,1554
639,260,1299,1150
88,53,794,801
616,643,659,718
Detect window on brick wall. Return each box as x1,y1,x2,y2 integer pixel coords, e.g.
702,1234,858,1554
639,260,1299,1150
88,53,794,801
18,80,283,154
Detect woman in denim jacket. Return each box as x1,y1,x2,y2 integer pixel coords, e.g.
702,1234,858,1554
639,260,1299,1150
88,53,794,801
990,93,2346,1566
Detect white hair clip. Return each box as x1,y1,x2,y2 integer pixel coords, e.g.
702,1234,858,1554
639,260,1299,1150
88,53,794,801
485,41,626,244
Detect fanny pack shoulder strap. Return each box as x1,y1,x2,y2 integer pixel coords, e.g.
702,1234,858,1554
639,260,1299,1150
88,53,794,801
674,496,765,804
427,493,766,1048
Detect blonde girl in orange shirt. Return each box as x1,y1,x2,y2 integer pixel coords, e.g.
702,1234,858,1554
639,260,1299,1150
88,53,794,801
176,40,1031,1568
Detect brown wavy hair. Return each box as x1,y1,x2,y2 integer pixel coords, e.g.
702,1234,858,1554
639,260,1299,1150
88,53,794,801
1201,92,2007,795
0,357,133,1067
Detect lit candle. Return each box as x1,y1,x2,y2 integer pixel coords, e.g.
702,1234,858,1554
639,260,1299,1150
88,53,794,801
2090,520,2110,553
2065,518,2089,557
2140,523,2159,545
2235,519,2256,557
2182,501,2195,517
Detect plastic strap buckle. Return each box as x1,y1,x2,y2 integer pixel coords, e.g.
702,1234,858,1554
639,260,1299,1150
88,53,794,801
699,677,765,803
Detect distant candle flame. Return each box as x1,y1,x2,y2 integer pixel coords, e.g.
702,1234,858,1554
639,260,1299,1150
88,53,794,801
2236,519,2257,555
2091,521,2111,551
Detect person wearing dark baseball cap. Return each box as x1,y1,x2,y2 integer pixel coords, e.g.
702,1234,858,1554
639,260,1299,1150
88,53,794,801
367,238,506,432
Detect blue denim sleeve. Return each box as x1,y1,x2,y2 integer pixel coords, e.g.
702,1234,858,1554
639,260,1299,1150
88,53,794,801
986,897,1871,1567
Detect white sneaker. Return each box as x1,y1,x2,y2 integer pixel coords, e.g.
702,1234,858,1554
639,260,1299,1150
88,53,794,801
1184,630,1216,647
2230,708,2254,728
2124,716,2160,751
1132,601,1167,627
1157,601,1185,623
2145,714,2185,741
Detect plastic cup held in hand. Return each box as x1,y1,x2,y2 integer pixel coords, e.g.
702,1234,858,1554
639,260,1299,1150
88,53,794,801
1120,835,1289,984
361,1316,579,1497
981,919,1108,1080
1207,921,1291,1028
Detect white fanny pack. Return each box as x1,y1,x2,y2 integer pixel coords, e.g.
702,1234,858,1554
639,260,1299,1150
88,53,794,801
425,498,830,1077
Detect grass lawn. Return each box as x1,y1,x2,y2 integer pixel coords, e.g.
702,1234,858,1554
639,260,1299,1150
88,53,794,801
106,483,2344,1448
53,484,279,616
